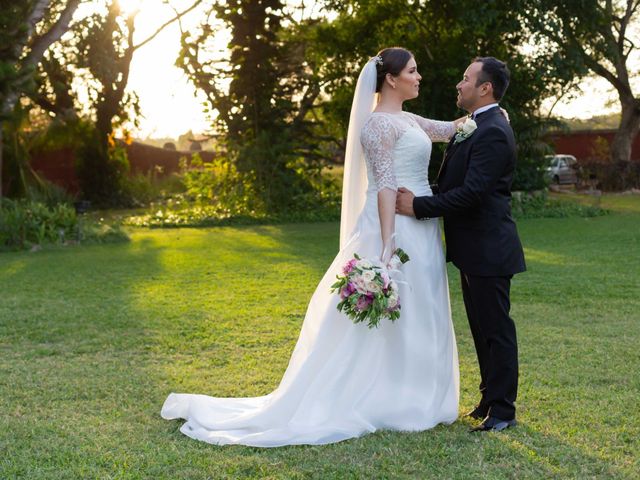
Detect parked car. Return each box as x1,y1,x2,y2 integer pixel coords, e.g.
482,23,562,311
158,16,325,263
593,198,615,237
545,154,578,185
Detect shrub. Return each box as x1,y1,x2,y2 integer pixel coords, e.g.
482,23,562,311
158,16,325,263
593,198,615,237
511,190,608,219
121,170,185,207
124,201,340,228
577,160,640,191
125,151,342,228
0,199,129,251
180,153,260,214
25,179,76,207
76,133,132,208
0,199,76,249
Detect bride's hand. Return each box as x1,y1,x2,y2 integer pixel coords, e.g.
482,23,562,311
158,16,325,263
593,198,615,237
381,241,396,265
500,108,510,123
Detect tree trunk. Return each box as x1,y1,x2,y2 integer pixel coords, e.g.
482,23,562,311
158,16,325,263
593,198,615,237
611,98,640,164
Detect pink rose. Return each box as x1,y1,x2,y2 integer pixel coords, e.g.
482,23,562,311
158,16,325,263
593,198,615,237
380,270,390,289
352,275,368,294
340,282,356,299
356,295,372,311
343,258,357,275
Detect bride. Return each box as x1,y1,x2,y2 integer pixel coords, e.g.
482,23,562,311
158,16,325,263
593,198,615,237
161,47,464,447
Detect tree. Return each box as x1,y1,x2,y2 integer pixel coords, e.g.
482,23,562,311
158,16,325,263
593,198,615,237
22,0,202,205
524,0,640,164
314,0,573,190
0,0,81,197
177,0,330,211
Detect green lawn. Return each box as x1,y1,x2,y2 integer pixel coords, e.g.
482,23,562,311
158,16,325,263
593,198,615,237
1,196,639,479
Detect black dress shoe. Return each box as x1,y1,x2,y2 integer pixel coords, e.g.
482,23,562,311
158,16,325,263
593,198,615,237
464,406,488,421
470,416,517,433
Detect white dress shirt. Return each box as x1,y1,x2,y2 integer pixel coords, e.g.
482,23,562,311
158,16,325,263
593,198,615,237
471,103,499,119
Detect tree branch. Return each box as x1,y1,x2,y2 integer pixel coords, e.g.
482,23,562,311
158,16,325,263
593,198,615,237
25,0,51,41
22,0,81,70
133,0,203,51
406,8,435,61
544,79,581,120
616,0,636,55
292,83,320,128
115,11,138,103
582,52,628,95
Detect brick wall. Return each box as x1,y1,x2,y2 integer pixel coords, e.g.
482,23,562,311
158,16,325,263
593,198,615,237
547,129,640,161
27,131,640,194
30,147,80,193
29,141,217,193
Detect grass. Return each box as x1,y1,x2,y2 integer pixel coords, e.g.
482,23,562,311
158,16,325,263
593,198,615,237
1,194,639,479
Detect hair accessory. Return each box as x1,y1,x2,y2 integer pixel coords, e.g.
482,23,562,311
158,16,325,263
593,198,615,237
371,55,383,67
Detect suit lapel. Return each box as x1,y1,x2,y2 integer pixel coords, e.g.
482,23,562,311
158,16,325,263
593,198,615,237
437,137,459,181
437,108,500,182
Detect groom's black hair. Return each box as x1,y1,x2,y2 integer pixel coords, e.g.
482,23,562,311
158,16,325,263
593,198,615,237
375,47,414,92
474,57,510,101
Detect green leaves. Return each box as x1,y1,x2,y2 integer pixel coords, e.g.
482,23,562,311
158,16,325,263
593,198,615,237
330,251,407,328
393,248,410,264
521,0,640,165
315,0,578,191
0,198,129,250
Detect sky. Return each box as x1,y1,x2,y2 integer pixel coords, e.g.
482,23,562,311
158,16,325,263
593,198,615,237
77,0,626,140
112,0,217,139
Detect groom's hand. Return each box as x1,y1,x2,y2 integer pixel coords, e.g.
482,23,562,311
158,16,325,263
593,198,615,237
395,187,415,217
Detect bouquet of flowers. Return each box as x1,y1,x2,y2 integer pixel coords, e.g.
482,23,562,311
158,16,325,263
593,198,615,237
330,248,410,329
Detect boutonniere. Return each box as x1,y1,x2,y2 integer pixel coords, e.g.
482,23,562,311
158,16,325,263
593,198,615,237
453,116,477,144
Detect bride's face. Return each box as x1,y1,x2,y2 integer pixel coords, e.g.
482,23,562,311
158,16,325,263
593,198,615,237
387,57,422,100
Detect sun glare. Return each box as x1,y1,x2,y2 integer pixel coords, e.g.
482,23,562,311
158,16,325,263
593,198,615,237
117,0,144,14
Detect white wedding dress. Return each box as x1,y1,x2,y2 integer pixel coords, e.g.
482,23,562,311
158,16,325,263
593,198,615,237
161,111,460,447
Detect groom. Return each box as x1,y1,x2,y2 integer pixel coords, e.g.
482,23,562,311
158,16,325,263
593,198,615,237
396,57,526,432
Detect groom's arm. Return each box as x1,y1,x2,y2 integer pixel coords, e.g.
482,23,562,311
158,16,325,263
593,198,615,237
413,126,511,219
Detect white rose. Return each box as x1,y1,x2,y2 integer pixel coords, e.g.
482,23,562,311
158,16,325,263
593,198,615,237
461,118,477,135
357,259,372,269
388,293,399,308
353,275,368,294
370,258,384,269
366,280,381,293
362,270,376,282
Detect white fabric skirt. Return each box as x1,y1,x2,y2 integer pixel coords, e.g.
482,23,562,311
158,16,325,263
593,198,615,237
161,196,459,446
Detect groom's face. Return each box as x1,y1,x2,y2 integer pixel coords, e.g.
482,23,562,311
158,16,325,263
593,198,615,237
456,62,487,112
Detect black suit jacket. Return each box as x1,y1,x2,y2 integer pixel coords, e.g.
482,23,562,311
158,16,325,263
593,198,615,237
413,106,526,276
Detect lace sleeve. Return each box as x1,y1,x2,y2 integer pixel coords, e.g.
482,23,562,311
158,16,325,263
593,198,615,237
360,115,398,192
405,112,455,143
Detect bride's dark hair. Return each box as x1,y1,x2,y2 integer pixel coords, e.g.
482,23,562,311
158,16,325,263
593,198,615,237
375,47,414,93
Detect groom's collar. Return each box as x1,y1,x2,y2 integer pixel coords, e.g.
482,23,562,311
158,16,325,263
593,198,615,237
471,103,499,119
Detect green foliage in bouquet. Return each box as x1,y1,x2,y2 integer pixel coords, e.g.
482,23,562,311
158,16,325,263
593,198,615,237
331,248,410,329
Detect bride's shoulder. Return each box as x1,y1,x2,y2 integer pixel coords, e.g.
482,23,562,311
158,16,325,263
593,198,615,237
361,112,397,136
365,111,393,123
401,111,425,123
